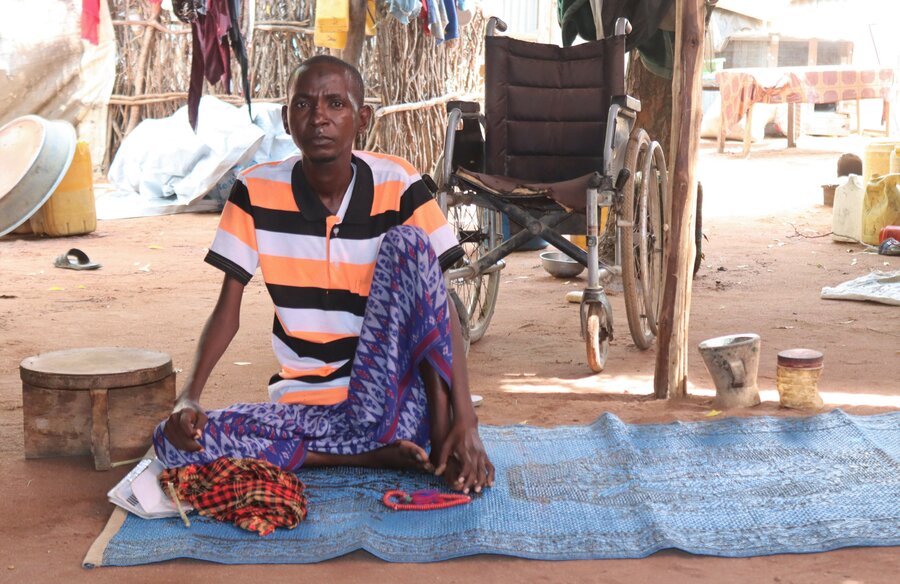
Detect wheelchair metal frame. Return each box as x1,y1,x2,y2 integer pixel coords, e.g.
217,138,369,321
435,17,668,371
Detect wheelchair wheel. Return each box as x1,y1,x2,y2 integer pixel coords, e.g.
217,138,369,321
447,201,502,343
621,130,668,350
433,156,502,344
449,289,471,355
585,301,611,373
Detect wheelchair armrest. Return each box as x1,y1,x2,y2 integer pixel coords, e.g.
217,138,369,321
446,100,480,115
612,95,641,114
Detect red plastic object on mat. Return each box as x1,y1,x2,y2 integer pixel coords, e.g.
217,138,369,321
880,225,900,243
382,489,471,511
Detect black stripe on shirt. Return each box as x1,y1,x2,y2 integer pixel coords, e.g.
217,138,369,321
250,207,327,236
266,283,369,316
269,361,353,385
269,359,354,386
272,317,359,363
228,179,253,214
397,179,437,224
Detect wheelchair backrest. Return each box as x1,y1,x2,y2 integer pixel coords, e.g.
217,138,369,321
484,34,626,183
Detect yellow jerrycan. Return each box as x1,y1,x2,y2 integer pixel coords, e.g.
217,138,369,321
29,140,96,237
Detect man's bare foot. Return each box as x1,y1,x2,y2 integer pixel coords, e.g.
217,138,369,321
305,439,433,472
370,440,434,472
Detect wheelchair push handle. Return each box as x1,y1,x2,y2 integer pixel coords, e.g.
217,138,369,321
487,17,507,36
614,17,631,36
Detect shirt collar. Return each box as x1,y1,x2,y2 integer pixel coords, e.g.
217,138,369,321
291,153,374,223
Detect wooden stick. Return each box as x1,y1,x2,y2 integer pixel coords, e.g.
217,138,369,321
111,19,190,35
253,23,314,34
341,0,368,69
166,482,192,528
654,0,705,399
109,93,286,106
124,2,161,136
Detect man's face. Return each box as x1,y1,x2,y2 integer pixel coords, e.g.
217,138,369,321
282,63,370,164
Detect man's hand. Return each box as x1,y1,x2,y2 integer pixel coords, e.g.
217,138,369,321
434,421,495,494
163,399,208,452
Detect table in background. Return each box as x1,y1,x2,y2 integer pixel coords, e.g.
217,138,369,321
715,66,894,155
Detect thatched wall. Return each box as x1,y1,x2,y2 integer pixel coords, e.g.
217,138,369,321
107,0,485,175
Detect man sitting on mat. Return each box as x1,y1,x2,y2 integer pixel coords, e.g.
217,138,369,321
153,55,494,494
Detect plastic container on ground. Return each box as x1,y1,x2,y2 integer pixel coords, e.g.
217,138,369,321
880,225,900,243
568,207,610,250
29,140,97,237
862,140,900,183
831,174,865,243
890,145,900,174
861,174,900,245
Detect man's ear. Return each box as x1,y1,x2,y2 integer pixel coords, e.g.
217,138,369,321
282,104,290,135
357,104,373,136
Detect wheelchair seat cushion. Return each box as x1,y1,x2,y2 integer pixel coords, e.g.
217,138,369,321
455,167,597,212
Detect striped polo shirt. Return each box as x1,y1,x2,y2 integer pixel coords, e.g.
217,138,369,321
205,151,464,406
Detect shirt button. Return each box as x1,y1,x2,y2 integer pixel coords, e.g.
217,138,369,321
333,226,340,236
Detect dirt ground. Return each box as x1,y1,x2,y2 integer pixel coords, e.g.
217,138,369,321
0,135,898,583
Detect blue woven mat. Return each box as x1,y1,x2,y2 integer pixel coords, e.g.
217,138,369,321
86,410,900,566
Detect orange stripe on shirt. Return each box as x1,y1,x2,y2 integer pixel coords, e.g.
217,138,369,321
219,202,258,250
274,312,357,344
245,177,299,212
260,256,330,288
260,254,376,295
276,387,348,406
279,364,340,379
363,151,418,176
239,159,287,176
403,198,446,236
370,180,406,215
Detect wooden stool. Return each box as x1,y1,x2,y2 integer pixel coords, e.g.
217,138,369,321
20,347,176,470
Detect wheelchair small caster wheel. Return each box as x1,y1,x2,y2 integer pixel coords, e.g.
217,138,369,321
585,301,611,372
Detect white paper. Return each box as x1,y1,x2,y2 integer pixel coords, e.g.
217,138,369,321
107,458,193,520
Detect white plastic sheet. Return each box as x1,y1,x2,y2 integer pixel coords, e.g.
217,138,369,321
101,97,298,219
821,270,900,307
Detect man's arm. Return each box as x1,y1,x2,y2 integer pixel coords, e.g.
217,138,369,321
163,273,245,451
434,296,495,492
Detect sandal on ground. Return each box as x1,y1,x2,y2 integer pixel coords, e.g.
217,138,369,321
53,248,101,271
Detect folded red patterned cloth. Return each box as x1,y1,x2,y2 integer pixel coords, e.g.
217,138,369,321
159,457,308,536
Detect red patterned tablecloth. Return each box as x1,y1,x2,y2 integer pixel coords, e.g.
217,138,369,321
716,66,895,128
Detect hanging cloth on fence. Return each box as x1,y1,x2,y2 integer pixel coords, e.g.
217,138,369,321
557,0,672,51
176,0,252,131
386,0,422,24
81,0,101,44
420,0,459,44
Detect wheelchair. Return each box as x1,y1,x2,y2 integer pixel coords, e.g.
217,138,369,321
433,16,669,372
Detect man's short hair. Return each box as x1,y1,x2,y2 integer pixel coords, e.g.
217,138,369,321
289,55,365,110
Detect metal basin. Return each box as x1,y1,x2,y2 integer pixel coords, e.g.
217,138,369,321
540,250,585,278
0,115,77,237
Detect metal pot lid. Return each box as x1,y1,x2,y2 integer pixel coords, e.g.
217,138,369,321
0,115,77,237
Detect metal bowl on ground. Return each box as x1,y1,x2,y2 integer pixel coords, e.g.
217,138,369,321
540,250,585,278
0,115,77,237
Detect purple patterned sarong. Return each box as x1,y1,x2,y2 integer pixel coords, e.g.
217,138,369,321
153,226,454,470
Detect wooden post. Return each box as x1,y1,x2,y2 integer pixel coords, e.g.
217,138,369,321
89,388,112,471
341,0,368,69
125,2,162,135
654,0,705,399
741,103,754,157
